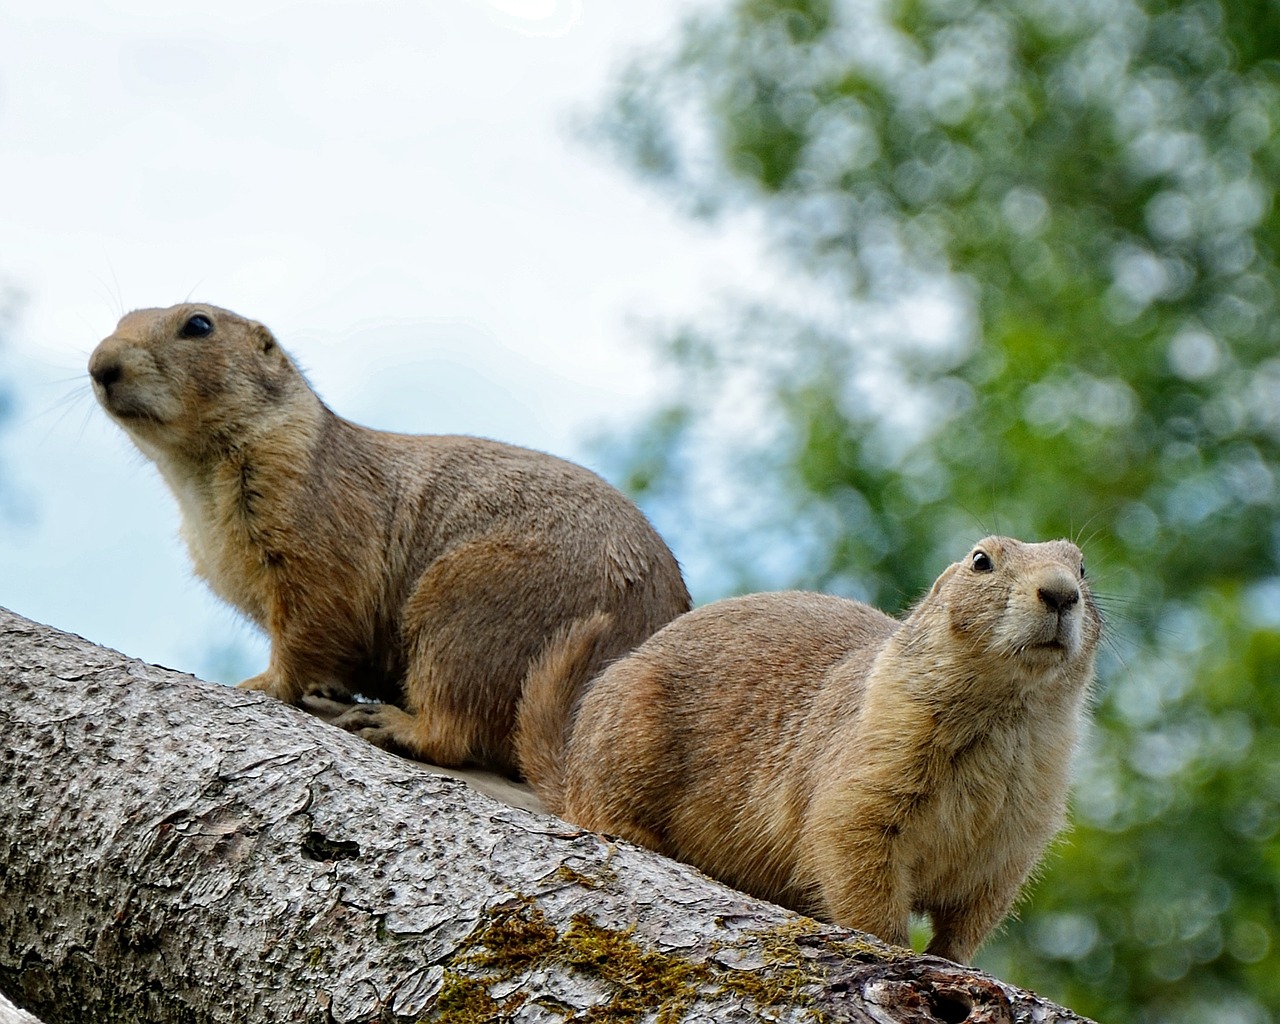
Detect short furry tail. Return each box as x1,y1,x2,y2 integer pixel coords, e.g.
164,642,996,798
514,611,615,815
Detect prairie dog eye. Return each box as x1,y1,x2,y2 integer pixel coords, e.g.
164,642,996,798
971,550,994,572
180,314,214,338
1079,559,1087,579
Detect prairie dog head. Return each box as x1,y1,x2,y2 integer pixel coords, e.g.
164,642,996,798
88,304,313,461
910,536,1101,693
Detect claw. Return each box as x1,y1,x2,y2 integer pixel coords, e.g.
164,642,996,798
299,695,356,723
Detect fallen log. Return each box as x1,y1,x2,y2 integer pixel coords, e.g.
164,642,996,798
0,607,1090,1023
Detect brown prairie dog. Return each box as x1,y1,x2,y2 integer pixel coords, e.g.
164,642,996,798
516,537,1101,962
88,303,690,776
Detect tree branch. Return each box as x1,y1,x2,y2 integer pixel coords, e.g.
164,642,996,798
0,607,1091,1023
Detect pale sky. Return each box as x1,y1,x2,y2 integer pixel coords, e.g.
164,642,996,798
0,0,772,680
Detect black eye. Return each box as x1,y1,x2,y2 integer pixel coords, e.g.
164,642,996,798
971,550,994,572
1079,560,1087,580
180,314,214,339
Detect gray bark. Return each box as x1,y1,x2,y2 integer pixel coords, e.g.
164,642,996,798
0,606,1092,1024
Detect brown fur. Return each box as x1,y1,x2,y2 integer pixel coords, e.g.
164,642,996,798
89,303,690,776
515,537,1101,962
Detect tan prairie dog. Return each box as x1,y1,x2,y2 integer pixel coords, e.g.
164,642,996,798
516,537,1101,962
88,303,690,776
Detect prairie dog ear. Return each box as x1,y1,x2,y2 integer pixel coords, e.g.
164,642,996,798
252,324,278,354
928,562,960,598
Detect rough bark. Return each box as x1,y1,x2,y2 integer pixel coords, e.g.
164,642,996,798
0,607,1092,1024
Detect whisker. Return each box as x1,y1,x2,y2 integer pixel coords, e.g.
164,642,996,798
86,270,121,323
1072,506,1118,551
39,386,97,433
106,257,125,318
956,500,992,538
74,400,101,443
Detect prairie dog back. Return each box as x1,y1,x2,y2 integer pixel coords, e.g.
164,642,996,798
559,593,895,909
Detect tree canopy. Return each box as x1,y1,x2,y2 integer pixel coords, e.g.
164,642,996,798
596,0,1280,1020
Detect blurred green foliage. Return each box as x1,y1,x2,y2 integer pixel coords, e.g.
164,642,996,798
594,0,1280,1019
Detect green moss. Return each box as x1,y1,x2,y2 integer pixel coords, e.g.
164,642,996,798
459,902,559,973
719,919,828,1010
559,914,708,1022
423,897,888,1023
553,861,617,890
431,972,502,1023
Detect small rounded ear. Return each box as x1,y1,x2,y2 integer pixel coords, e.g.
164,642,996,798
928,562,960,598
252,324,278,354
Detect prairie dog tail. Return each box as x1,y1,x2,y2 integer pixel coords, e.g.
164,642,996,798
514,611,615,814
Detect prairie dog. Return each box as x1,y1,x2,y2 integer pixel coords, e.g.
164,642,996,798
88,303,690,776
516,537,1100,962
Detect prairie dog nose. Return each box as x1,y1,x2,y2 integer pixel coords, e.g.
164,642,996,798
89,357,123,388
1037,568,1080,614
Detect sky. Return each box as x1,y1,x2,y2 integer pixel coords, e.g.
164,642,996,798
0,0,771,681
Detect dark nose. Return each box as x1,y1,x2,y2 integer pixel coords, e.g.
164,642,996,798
90,360,122,389
1038,579,1080,613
